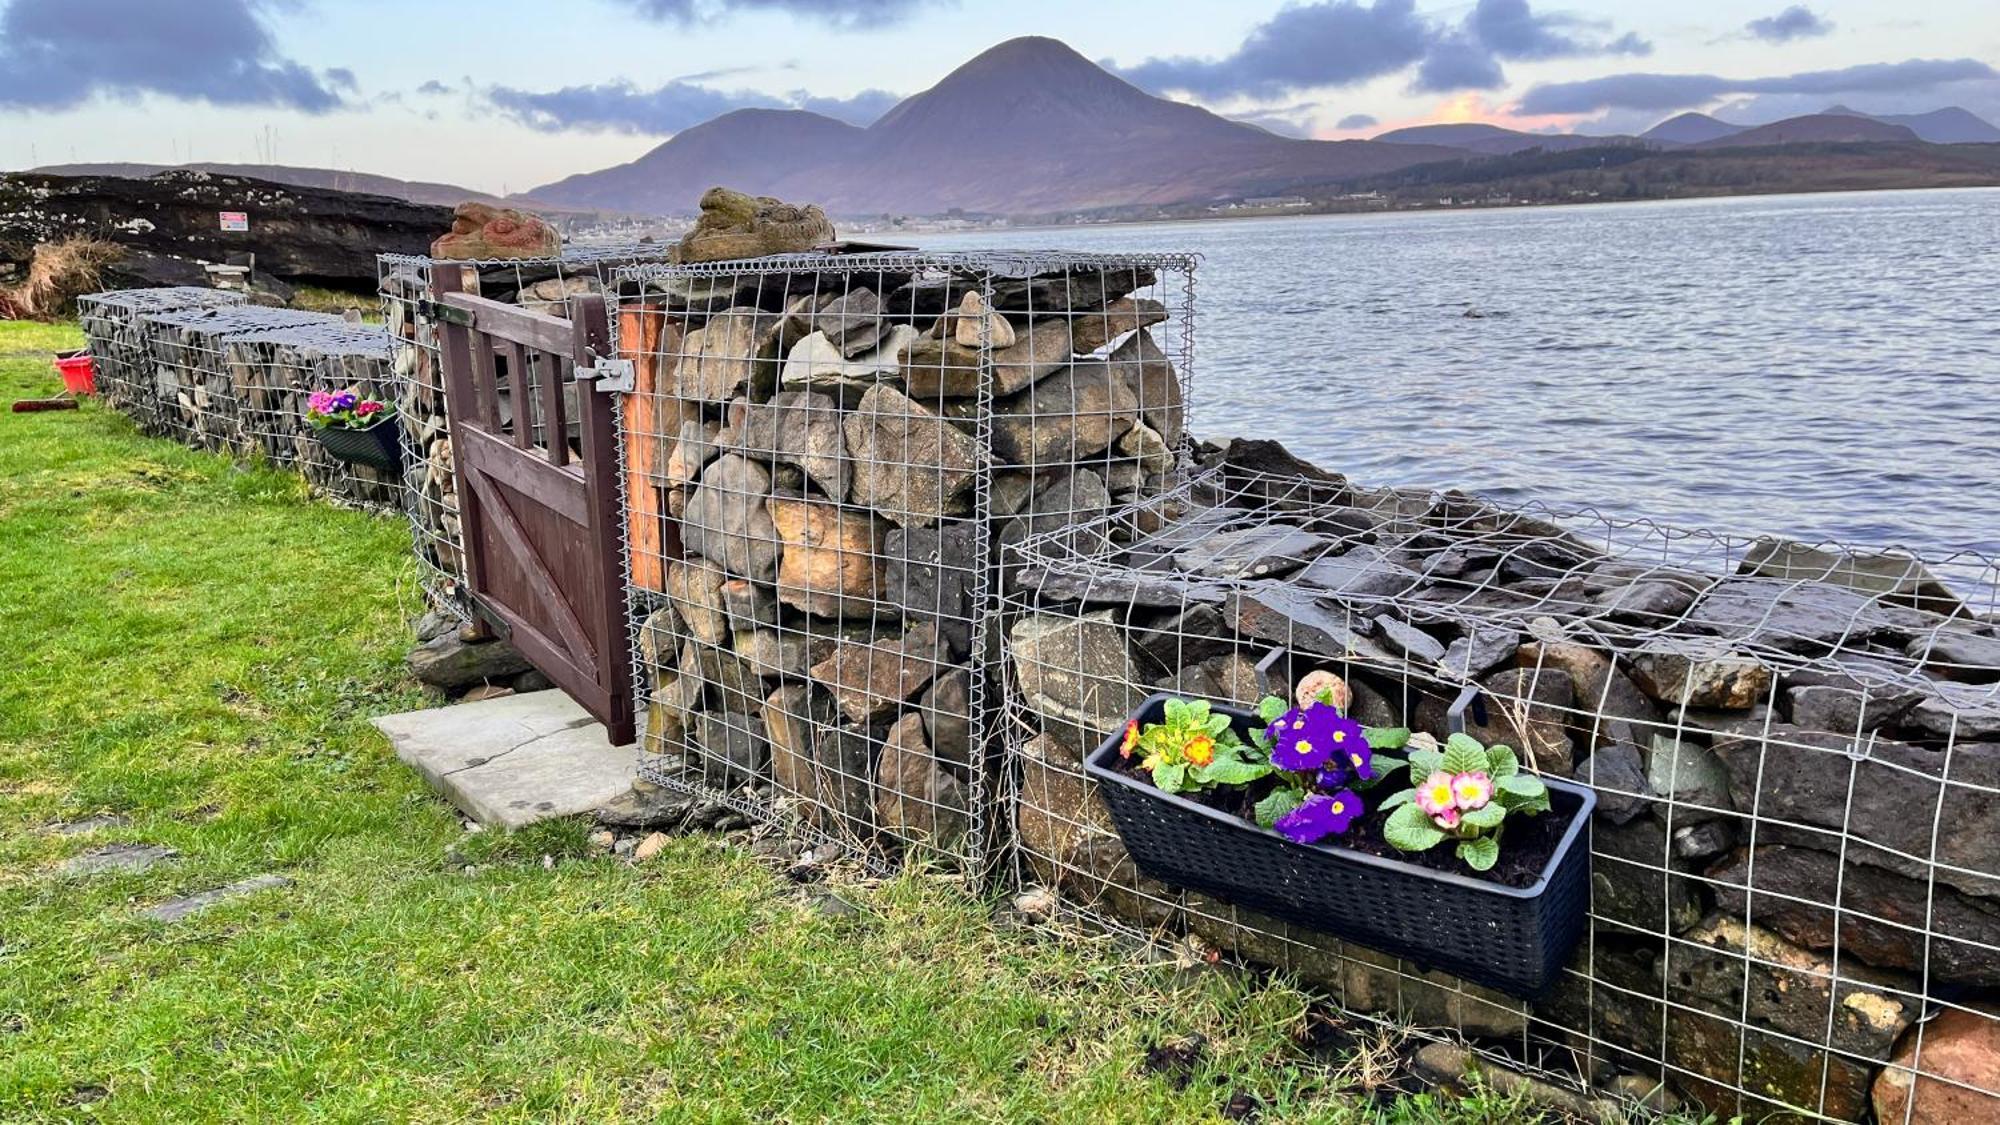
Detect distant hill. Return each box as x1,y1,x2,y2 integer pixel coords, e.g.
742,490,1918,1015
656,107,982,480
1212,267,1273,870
1374,122,1649,155
529,37,1464,217
1694,114,1922,148
29,161,588,215
1822,105,2000,144
1641,113,1746,145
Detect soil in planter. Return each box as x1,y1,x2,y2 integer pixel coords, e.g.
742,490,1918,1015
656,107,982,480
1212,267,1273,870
1117,761,1568,890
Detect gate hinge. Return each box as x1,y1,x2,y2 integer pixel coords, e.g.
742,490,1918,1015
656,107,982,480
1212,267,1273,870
575,358,635,393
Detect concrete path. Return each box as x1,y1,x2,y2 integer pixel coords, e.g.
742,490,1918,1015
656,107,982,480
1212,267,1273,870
372,690,637,830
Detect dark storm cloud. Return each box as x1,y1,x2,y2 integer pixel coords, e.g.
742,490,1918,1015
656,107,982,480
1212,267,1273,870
617,0,929,30
1114,0,1647,101
487,79,896,133
1518,58,2000,115
0,0,346,113
1336,113,1380,130
1746,6,1834,44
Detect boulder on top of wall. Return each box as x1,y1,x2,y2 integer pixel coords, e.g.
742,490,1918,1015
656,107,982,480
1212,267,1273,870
842,383,981,528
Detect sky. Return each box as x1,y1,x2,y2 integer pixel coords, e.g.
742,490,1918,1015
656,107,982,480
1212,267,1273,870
2,0,1997,195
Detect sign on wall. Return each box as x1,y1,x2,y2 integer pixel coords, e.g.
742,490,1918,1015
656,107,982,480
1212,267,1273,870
218,211,249,232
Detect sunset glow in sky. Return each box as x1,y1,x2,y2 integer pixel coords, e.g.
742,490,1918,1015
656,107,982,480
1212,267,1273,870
2,1,1996,193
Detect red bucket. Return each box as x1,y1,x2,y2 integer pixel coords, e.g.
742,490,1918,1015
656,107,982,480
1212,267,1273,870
54,351,95,395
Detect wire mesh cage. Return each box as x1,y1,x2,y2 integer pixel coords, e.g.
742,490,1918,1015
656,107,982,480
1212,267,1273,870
997,462,2000,1123
612,249,1196,872
135,305,338,455
78,287,247,433
221,322,402,512
378,242,679,617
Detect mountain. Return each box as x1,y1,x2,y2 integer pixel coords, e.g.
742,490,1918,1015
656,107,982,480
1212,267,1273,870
1374,122,1648,155
1694,114,1922,148
25,161,586,213
529,37,1464,217
1641,113,1745,145
1822,105,2000,144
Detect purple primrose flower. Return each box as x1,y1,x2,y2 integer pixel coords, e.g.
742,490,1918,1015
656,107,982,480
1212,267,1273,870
1269,703,1368,774
1275,790,1365,845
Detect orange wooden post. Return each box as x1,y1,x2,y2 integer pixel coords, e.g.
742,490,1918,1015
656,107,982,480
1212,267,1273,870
618,302,677,593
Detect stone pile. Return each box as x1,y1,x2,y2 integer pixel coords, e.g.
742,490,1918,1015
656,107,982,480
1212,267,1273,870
222,323,402,511
377,243,676,613
136,304,336,454
78,287,246,435
620,253,1192,867
1000,439,2000,1123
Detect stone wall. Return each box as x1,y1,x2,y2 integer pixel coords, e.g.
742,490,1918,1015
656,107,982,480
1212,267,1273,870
79,287,246,436
136,305,337,454
998,439,2000,1122
616,252,1193,868
222,324,402,511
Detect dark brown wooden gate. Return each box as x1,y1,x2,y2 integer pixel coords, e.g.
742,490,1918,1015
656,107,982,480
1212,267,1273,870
433,283,635,744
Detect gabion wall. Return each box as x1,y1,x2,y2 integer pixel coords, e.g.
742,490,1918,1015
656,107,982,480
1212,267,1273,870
78,287,246,435
136,305,335,455
613,250,1195,871
222,322,402,512
999,462,2000,1122
378,243,677,617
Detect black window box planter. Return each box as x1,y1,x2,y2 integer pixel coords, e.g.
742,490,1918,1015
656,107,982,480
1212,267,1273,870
314,417,402,473
1083,692,1596,999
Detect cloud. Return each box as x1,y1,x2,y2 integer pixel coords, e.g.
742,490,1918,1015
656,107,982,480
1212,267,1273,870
1517,58,2000,115
1336,113,1380,130
616,0,929,29
487,79,897,133
1746,6,1833,44
1114,0,1646,102
0,0,347,113
416,80,455,97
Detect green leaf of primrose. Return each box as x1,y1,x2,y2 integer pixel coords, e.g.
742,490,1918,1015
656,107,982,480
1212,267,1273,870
1440,738,1488,777
1205,712,1232,736
1254,786,1306,829
1257,695,1289,724
1407,748,1444,775
1363,726,1412,750
1486,744,1519,779
1496,773,1545,799
1461,802,1507,829
1457,834,1500,872
1378,788,1416,810
1384,802,1446,852
1154,760,1190,794
1198,758,1273,786
1164,698,1188,725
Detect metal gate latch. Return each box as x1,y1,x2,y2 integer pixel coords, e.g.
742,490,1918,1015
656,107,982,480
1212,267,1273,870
575,358,635,393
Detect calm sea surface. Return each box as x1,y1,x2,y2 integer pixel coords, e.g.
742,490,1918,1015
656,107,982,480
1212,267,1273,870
930,189,2000,561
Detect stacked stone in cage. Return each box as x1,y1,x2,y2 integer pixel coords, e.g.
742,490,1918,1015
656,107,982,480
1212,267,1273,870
615,251,1196,870
136,305,337,455
997,456,2000,1123
377,243,680,616
78,288,246,434
222,323,401,511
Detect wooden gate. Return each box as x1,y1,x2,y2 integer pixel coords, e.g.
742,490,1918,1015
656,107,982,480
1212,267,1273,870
433,284,635,744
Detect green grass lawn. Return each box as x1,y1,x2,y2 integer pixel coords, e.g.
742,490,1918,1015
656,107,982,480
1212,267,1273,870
0,320,1601,1123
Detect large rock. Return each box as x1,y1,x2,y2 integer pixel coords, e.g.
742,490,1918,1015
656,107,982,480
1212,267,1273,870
902,318,1074,398
682,455,781,582
1907,680,2000,741
814,288,888,357
997,468,1115,560
663,558,730,645
1015,731,1179,931
1873,1004,2000,1124
1293,544,1426,601
779,325,920,402
1518,639,1660,749
1070,297,1168,354
1009,611,1144,747
766,496,884,618
678,306,784,403
1709,725,2000,899
1105,331,1183,446
1415,666,1575,775
874,714,972,856
988,360,1139,467
1590,817,1707,936
1173,523,1331,580
1685,577,1932,654
1709,845,2000,986
1907,629,2000,683
407,633,532,689
1742,537,1967,618
732,390,850,501
919,669,974,769
810,623,946,724
1226,587,1398,668
842,383,981,527
1641,733,1733,824
663,418,723,514
884,522,980,657
763,684,874,836
431,202,559,259
1629,639,1773,710
734,627,836,680
1156,652,1265,707
693,710,767,786
1576,739,1652,824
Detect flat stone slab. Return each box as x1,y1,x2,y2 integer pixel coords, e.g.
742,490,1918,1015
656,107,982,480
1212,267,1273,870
60,843,177,876
143,875,290,922
372,690,637,830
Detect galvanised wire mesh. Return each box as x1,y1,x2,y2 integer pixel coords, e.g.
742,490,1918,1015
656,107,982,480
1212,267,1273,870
221,321,402,513
135,304,338,455
379,242,678,617
997,461,2000,1123
611,249,1196,872
78,287,246,435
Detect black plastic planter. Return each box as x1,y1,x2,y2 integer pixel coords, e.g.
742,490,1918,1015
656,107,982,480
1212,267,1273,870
315,417,402,472
1084,692,1596,999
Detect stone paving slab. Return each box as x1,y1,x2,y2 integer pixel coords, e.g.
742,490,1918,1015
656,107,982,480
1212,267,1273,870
371,690,637,830
59,843,177,877
143,875,290,922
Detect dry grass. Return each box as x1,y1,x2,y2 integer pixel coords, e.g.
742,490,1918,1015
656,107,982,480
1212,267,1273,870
0,238,123,321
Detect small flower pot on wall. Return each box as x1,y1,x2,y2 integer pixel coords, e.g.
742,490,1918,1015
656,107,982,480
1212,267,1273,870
315,417,402,472
1084,692,1596,999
